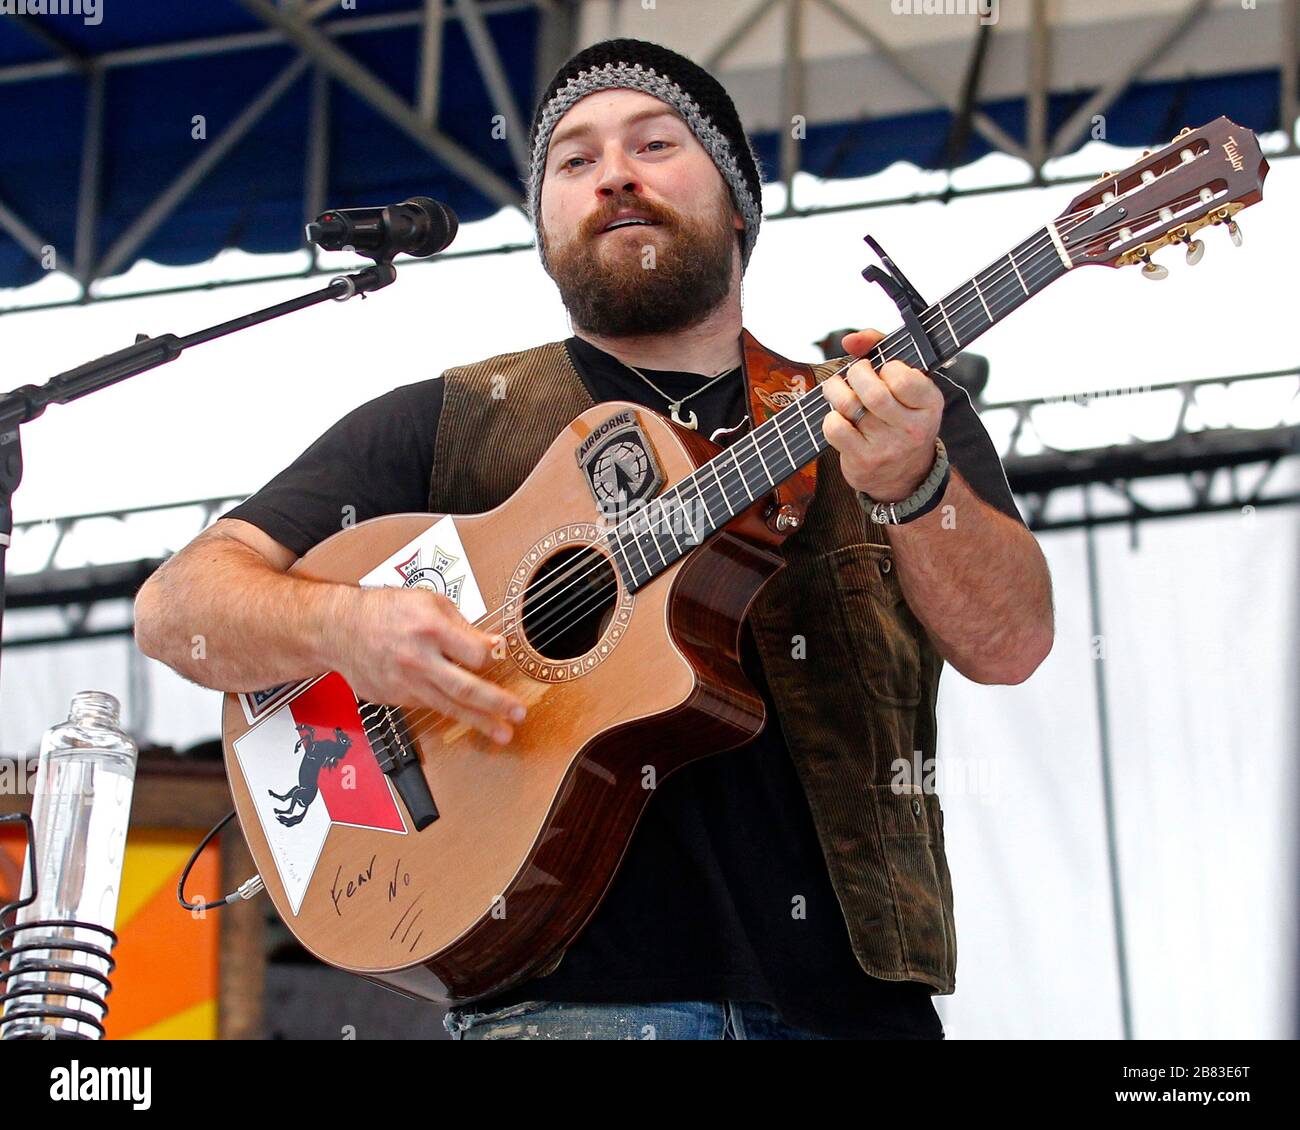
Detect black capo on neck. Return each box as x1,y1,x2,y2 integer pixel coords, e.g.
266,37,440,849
860,235,940,372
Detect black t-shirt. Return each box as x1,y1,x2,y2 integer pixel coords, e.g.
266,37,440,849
224,335,1024,1040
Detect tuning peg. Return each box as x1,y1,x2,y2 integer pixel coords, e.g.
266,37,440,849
1138,251,1168,280
1227,219,1243,247
1175,230,1205,264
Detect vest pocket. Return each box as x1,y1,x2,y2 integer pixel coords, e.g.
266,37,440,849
822,543,922,707
871,783,954,986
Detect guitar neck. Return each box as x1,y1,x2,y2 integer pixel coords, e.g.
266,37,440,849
608,224,1071,590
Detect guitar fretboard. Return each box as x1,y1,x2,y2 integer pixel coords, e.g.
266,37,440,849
607,224,1070,590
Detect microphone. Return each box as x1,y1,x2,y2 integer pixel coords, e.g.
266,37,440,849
306,197,459,260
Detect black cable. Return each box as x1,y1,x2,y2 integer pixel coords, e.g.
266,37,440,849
176,809,263,913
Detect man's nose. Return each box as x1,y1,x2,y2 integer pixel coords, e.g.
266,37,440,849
595,146,641,197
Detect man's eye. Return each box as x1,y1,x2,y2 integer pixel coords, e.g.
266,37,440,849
559,141,669,170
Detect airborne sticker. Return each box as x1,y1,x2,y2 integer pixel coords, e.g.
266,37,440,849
577,413,664,515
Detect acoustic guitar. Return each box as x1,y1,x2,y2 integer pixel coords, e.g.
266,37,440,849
221,118,1268,1004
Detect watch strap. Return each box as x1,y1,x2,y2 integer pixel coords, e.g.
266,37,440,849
856,438,950,525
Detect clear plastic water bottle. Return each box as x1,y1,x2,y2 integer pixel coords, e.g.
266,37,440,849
1,691,138,1039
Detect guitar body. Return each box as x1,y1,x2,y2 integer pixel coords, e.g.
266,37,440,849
221,401,788,1004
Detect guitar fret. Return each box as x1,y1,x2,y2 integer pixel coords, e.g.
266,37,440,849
795,400,819,449
693,478,720,535
707,462,728,518
750,431,773,481
768,419,793,471
674,487,700,545
657,499,682,556
644,511,668,566
936,299,959,352
1007,248,1028,295
629,517,653,575
609,532,637,586
731,447,756,501
971,276,993,322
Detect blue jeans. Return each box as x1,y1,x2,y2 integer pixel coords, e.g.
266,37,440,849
442,999,837,1040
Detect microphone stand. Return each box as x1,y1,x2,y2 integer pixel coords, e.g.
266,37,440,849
0,257,399,693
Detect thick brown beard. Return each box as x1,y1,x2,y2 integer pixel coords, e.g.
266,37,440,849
541,190,738,338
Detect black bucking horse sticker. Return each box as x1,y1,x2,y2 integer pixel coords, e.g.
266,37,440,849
267,722,353,827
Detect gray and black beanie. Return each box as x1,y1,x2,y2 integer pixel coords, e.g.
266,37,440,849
526,38,765,270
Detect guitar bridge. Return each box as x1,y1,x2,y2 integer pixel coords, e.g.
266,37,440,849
359,703,439,831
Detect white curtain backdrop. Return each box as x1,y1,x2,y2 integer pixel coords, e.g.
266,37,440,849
936,501,1299,1039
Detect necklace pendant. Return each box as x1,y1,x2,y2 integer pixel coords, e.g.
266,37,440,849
670,401,699,430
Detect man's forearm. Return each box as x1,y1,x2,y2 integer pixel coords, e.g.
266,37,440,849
134,536,355,692
884,469,1054,684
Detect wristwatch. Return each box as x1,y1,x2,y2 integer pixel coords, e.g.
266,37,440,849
855,438,951,525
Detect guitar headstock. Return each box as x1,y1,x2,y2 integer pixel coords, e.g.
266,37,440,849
1055,117,1269,278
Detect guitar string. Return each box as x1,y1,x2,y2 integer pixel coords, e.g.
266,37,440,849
410,199,1151,654
444,214,1084,640
383,191,1213,747
378,208,1100,745
446,186,1214,652
382,195,1199,748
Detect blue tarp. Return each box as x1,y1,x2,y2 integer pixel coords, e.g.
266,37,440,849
0,2,1283,289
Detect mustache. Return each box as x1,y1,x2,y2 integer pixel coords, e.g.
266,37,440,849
583,197,675,238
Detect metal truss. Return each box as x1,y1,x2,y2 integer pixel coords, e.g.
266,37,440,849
2,495,245,648
987,365,1300,533
1,0,1294,308
0,0,580,297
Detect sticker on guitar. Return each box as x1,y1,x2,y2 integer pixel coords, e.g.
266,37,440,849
356,514,488,619
236,516,488,726
232,672,406,915
232,516,486,915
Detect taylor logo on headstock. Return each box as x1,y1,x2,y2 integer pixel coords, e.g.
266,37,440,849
577,411,664,516
1222,135,1245,172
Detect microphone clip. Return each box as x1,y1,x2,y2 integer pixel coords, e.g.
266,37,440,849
329,260,397,300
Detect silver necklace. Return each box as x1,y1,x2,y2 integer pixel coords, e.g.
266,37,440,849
621,360,742,431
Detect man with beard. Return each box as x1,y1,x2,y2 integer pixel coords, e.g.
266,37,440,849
135,39,1053,1040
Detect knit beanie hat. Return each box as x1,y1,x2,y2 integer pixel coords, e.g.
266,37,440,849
526,38,764,270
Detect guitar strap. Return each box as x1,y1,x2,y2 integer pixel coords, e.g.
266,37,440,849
739,328,821,541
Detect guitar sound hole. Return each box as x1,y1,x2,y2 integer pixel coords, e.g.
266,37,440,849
521,547,618,661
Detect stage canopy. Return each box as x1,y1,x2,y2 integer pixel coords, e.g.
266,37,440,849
0,0,1293,293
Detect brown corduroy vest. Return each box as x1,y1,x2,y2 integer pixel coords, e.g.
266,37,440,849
427,338,957,994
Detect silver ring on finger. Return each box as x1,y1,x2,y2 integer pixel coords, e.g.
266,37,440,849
848,401,869,428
